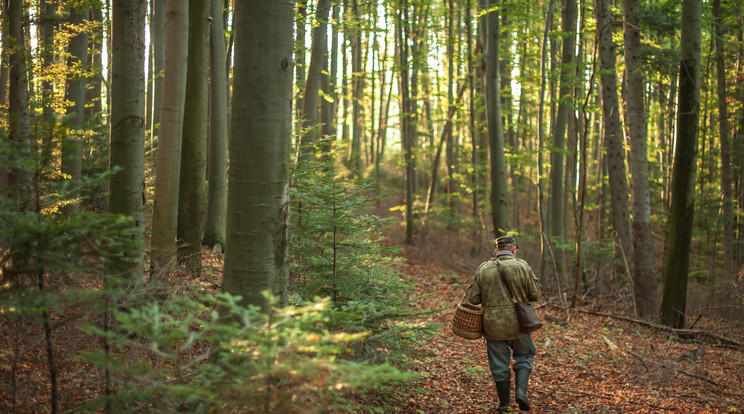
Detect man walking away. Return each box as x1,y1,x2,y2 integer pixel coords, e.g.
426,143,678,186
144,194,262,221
467,236,542,411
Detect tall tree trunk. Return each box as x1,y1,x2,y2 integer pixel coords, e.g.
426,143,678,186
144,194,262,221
397,0,416,245
150,0,165,142
7,0,32,211
61,3,89,216
660,0,701,329
0,0,8,194
595,0,632,286
86,6,104,121
0,0,8,108
349,0,364,175
299,0,331,155
445,0,457,216
321,0,340,151
662,64,678,213
482,0,509,237
467,0,483,252
151,0,188,277
713,0,733,275
203,0,229,253
222,0,294,309
108,0,147,282
295,0,308,143
549,0,576,283
39,0,56,123
537,0,556,286
177,0,210,277
373,5,387,195
624,0,659,318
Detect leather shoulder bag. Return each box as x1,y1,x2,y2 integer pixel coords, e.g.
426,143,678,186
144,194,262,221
496,260,543,334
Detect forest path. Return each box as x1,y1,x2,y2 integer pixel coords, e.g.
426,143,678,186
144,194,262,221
386,240,744,413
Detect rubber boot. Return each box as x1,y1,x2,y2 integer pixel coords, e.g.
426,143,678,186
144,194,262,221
495,381,511,412
514,368,531,411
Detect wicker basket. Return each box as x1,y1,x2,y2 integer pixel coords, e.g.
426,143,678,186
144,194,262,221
451,297,483,340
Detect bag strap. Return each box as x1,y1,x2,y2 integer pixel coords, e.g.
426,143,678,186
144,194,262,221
495,260,518,304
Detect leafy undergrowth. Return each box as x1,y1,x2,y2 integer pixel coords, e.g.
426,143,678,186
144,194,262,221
2,233,744,413
385,246,744,413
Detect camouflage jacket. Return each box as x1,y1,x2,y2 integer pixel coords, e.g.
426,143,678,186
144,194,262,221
466,254,542,341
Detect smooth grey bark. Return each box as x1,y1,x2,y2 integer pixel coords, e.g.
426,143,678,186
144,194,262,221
222,0,294,309
445,0,456,215
537,0,555,286
61,3,89,216
660,0,701,329
624,0,659,318
177,0,210,276
467,0,481,246
713,0,733,275
86,6,104,120
108,0,147,281
203,0,229,253
396,0,416,245
299,0,331,155
372,8,388,190
349,0,363,175
39,0,56,123
295,0,307,139
7,0,32,211
150,0,165,141
549,0,577,283
321,1,340,149
151,0,188,276
482,0,509,237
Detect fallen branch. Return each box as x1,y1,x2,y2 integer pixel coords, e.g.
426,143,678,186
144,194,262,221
626,350,720,386
546,303,743,351
600,335,720,386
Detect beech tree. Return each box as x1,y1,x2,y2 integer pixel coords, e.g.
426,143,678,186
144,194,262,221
149,0,165,141
713,0,733,275
482,0,509,237
177,0,210,276
595,0,632,283
6,0,32,211
660,0,702,329
108,0,147,281
624,0,659,318
60,2,89,216
203,0,229,252
396,0,417,245
299,0,331,155
150,0,188,277
222,0,294,309
549,0,577,282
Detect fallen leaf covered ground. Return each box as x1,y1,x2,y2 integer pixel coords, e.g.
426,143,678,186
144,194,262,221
384,234,744,413
2,213,743,413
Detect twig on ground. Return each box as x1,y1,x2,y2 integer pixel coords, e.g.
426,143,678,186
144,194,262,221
626,350,719,386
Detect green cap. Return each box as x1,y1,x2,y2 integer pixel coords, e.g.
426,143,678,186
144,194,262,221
496,235,519,249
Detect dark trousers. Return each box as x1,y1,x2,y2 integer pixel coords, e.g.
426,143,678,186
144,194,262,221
486,335,536,382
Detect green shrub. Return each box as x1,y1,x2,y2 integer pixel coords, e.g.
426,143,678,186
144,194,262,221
79,290,413,413
291,152,438,366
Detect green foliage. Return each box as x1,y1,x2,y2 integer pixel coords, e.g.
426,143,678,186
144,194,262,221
79,290,413,413
0,168,137,316
1,143,417,413
291,152,438,365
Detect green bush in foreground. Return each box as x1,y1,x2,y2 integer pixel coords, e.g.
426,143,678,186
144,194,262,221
80,290,413,413
291,152,439,366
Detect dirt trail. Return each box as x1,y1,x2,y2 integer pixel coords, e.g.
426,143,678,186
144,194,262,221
388,242,744,413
